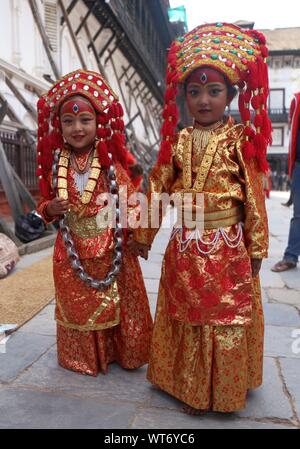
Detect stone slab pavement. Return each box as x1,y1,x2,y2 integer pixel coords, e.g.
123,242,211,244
0,191,299,429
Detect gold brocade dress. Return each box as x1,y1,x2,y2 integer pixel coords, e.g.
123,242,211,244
134,117,268,412
37,160,153,376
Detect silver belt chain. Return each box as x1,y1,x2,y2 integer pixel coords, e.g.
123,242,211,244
52,149,123,291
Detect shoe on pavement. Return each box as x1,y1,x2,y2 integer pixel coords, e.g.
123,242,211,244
271,260,297,272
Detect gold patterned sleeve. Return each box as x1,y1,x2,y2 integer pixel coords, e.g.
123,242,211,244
133,161,176,246
36,198,58,224
236,142,269,258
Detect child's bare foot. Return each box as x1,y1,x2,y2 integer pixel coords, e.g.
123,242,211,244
182,405,209,416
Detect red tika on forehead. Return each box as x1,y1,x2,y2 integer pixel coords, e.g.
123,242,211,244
157,22,272,173
36,69,129,200
186,67,228,86
60,98,96,117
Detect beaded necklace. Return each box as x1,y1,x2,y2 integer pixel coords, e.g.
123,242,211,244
70,147,94,174
192,120,224,168
52,148,123,291
56,146,101,206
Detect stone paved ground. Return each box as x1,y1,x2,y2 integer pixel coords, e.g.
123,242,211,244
0,191,299,429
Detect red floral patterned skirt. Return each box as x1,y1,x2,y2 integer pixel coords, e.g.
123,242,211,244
164,225,253,326
54,248,153,376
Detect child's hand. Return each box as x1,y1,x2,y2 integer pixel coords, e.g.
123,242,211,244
251,258,262,277
128,239,149,260
46,198,69,217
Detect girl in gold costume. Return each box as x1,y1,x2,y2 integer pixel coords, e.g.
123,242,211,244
36,70,152,376
132,23,271,414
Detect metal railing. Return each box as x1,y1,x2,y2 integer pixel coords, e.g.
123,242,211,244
268,108,289,123
0,131,37,191
107,0,166,83
229,108,290,123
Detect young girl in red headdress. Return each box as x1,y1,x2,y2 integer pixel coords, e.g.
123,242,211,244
36,70,152,376
131,23,270,414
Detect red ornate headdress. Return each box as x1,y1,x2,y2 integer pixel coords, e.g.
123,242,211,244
36,69,127,198
158,22,272,172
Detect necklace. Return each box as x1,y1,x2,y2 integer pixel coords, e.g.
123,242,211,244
192,120,223,168
52,148,123,292
71,148,93,174
55,146,101,207
194,120,224,130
